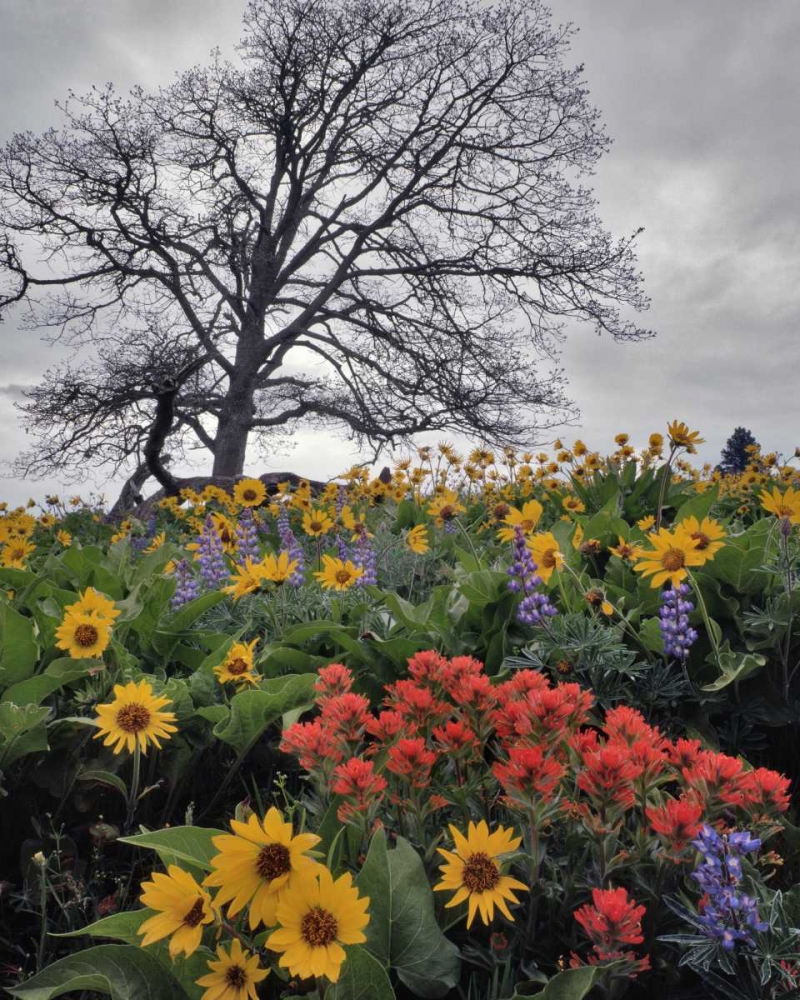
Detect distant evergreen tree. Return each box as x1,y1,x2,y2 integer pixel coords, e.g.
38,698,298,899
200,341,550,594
720,427,758,474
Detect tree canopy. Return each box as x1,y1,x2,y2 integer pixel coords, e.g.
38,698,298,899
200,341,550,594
0,0,651,487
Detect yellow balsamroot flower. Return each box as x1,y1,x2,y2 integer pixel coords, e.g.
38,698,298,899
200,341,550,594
210,513,238,553
406,524,430,555
427,489,466,528
266,868,370,983
196,939,268,1000
302,508,334,537
55,611,113,659
527,532,564,584
1,539,35,568
637,514,656,531
614,433,629,446
223,553,299,599
138,865,215,958
204,808,322,929
144,532,166,554
56,529,72,547
39,513,56,528
67,586,120,624
434,820,528,929
340,506,371,540
110,519,132,544
562,494,585,514
760,485,800,524
680,516,726,561
649,432,664,451
94,679,177,755
314,555,363,591
496,499,543,543
572,523,584,551
667,420,705,453
215,639,259,688
233,478,267,508
609,536,639,561
633,524,705,588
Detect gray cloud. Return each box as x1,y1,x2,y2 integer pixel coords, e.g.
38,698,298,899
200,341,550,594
1,0,799,505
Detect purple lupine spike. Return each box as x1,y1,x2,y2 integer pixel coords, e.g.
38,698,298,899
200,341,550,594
659,582,698,660
353,530,377,587
196,515,229,588
277,504,305,586
171,558,201,609
235,507,260,565
337,534,349,562
507,525,557,626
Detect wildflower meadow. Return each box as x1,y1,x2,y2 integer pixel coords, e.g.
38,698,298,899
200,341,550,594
0,423,798,1000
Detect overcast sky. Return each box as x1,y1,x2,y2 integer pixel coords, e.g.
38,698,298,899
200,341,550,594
1,0,799,506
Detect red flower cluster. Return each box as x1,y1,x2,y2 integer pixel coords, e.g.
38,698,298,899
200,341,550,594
572,886,650,975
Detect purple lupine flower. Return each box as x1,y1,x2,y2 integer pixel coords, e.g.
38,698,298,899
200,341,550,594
277,505,305,586
196,515,229,588
337,533,349,562
171,558,201,609
335,485,347,518
235,507,260,565
690,825,768,950
659,582,698,659
507,526,557,626
353,530,377,587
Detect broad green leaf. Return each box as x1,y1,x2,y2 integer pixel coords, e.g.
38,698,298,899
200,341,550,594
77,769,128,798
0,605,39,687
118,825,220,870
326,945,395,1000
675,485,720,524
5,943,187,1000
702,643,767,691
2,676,65,705
457,570,507,607
53,908,150,943
151,591,226,656
213,674,316,754
512,965,605,999
355,830,460,997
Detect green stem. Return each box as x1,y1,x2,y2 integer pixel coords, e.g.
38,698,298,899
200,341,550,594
655,446,678,530
37,860,48,971
688,571,721,663
124,744,142,833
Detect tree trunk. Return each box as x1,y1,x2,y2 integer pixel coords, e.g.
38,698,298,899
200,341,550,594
212,368,257,477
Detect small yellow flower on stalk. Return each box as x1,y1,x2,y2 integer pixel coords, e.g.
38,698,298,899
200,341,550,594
527,532,564,584
632,524,705,588
760,485,800,525
39,513,56,528
614,433,630,446
680,516,726,561
1,539,35,569
55,611,113,659
67,586,120,624
637,514,656,531
434,820,527,929
93,679,177,755
496,499,543,543
608,536,638,561
314,555,363,591
138,865,215,958
204,808,321,929
266,868,370,983
302,508,334,537
223,552,298,599
561,494,585,514
340,506,371,540
233,478,267,508
427,489,466,528
667,420,705,453
110,520,132,544
56,529,72,547
406,524,430,554
196,939,268,1000
144,532,166,554
215,639,260,688
649,432,664,451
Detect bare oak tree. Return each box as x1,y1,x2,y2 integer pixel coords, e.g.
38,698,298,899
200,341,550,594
0,0,651,483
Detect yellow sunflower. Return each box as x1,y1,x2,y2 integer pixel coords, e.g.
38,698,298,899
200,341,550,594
211,512,238,553
632,524,705,588
302,508,334,537
56,530,72,547
204,808,321,929
233,478,267,508
406,524,430,555
67,587,121,624
93,679,177,755
215,639,260,688
667,420,705,453
1,539,35,568
55,610,113,659
680,515,726,561
637,514,656,531
427,490,466,528
144,532,166,554
496,499,543,543
138,865,215,958
266,868,370,983
527,532,564,583
223,553,298,599
760,485,800,524
196,939,268,1000
561,495,585,514
608,536,639,561
314,555,364,592
434,820,528,928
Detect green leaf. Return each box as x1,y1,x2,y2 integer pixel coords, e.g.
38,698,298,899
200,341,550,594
77,769,128,798
213,674,316,754
53,908,150,943
0,604,39,687
675,485,720,524
512,965,605,999
325,945,395,1000
0,702,50,765
5,943,187,1000
118,825,220,870
355,830,460,998
702,643,767,691
457,570,507,607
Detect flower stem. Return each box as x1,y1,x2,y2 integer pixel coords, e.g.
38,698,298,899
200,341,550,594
125,743,142,833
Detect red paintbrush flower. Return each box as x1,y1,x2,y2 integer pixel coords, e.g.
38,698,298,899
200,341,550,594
320,692,371,741
332,757,387,817
432,719,479,755
386,737,438,787
646,794,704,853
576,742,643,810
493,746,565,803
365,709,416,744
385,679,451,729
314,663,353,701
741,766,791,815
682,750,748,808
280,719,344,771
406,649,451,686
574,886,647,957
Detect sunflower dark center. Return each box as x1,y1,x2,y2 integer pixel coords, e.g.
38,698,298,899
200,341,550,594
225,965,247,989
301,906,339,947
227,658,249,676
310,521,323,532
115,703,151,733
183,897,206,927
541,550,557,569
520,519,533,531
691,531,710,550
439,505,456,520
256,843,291,881
335,569,352,584
662,548,685,572
462,852,500,893
74,623,99,646
243,490,257,501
